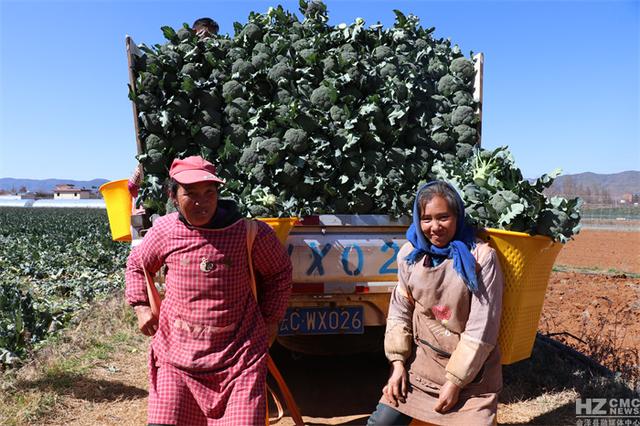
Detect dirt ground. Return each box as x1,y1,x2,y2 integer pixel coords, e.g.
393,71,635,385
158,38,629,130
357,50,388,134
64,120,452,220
6,229,639,425
554,229,640,274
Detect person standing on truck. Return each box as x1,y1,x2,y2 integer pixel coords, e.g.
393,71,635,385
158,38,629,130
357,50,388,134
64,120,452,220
367,180,504,426
125,155,292,425
192,17,219,38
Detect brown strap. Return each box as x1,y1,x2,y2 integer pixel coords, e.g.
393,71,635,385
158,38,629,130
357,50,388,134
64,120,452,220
143,266,161,320
244,219,304,426
267,384,284,423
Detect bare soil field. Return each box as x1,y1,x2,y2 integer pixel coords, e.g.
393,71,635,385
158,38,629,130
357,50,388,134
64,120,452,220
554,229,640,274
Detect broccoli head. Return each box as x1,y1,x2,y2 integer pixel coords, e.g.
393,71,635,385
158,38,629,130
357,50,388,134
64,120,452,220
303,0,328,19
451,106,476,126
267,62,294,82
373,46,393,62
145,134,167,151
137,72,160,92
253,43,271,55
142,149,167,174
310,86,335,109
177,27,192,42
437,74,463,97
340,44,358,63
135,93,159,112
427,57,447,78
228,47,247,62
251,52,270,69
450,57,475,81
299,48,316,63
379,63,398,79
239,146,260,169
180,62,201,79
283,128,309,153
194,125,221,149
452,90,474,107
453,124,477,145
251,163,267,181
241,23,263,43
231,59,255,78
322,57,337,73
222,80,245,100
140,112,163,134
282,161,302,179
224,124,248,145
259,137,283,153
277,89,293,104
489,190,521,215
329,105,347,122
209,69,228,83
430,132,454,151
224,98,249,123
455,142,474,160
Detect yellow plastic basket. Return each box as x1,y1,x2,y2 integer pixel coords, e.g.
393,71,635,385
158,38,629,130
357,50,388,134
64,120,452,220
478,228,563,365
99,179,132,242
257,217,299,244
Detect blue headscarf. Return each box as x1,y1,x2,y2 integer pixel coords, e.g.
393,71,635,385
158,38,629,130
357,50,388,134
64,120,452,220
405,181,479,293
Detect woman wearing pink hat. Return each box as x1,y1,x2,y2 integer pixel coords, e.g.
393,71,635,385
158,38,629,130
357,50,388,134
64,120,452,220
125,156,292,425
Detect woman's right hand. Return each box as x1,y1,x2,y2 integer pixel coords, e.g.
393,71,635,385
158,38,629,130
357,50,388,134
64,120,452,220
382,360,408,406
134,305,158,336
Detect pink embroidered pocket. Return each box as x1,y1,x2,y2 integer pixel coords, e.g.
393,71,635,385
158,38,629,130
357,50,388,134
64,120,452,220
431,305,452,322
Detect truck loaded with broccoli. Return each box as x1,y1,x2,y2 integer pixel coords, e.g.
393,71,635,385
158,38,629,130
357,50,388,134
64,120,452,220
128,1,579,242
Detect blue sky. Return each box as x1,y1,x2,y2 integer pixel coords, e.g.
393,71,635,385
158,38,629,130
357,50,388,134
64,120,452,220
1,0,638,181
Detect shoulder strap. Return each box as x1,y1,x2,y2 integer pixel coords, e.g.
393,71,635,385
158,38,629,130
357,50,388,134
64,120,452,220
245,219,259,299
244,218,304,426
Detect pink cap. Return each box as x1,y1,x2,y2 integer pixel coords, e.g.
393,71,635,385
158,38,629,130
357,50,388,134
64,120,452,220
169,156,225,185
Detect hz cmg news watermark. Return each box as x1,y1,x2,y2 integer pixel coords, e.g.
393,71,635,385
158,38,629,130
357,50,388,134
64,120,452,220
575,398,640,426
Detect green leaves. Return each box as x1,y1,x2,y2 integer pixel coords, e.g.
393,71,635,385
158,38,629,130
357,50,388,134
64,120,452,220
0,208,129,366
161,26,178,43
431,147,582,242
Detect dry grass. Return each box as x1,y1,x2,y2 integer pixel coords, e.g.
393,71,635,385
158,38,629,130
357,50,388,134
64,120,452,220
543,302,640,388
0,293,149,426
497,337,637,425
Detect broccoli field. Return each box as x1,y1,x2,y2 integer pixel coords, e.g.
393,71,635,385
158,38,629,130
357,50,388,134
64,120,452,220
0,208,129,366
129,0,581,241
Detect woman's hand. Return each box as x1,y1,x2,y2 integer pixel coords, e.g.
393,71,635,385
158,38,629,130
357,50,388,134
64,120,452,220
382,360,408,407
134,305,158,336
433,380,461,413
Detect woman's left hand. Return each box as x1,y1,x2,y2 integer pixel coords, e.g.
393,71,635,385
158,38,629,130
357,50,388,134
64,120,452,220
433,380,461,413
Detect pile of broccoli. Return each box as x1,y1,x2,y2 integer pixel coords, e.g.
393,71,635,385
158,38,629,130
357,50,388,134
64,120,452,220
130,1,480,217
129,1,581,241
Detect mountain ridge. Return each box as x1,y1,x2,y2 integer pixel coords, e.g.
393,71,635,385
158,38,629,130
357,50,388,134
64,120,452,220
0,178,109,193
1,171,638,199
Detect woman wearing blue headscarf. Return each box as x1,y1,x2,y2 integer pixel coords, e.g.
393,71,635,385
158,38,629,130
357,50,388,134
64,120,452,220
368,181,504,426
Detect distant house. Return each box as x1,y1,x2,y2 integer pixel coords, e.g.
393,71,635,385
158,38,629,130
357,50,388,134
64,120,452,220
53,184,92,200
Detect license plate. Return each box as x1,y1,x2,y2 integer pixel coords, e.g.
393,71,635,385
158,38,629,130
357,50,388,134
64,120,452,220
278,306,364,336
